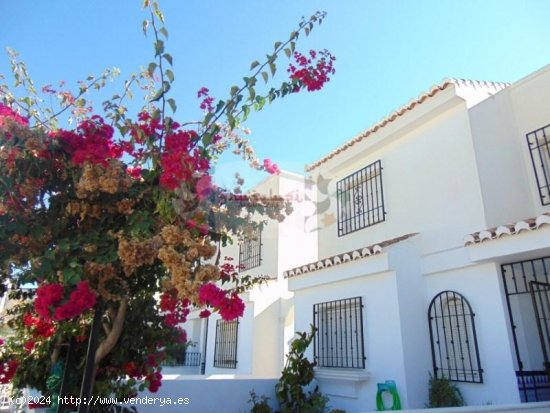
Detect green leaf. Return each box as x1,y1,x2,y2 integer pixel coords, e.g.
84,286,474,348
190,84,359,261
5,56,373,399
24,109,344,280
167,98,177,113
159,27,169,38
250,60,260,70
150,88,164,102
290,41,296,53
165,69,174,83
203,112,214,126
63,267,81,286
153,2,164,22
248,87,255,101
305,27,310,36
255,95,266,111
284,48,291,58
261,71,269,84
228,113,237,129
242,105,250,122
274,41,282,50
163,53,173,65
147,62,157,77
269,62,276,77
215,100,225,113
230,85,239,96
154,40,164,56
142,0,150,7
142,19,149,35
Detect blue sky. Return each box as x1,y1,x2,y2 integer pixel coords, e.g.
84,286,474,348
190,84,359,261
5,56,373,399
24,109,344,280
1,0,549,188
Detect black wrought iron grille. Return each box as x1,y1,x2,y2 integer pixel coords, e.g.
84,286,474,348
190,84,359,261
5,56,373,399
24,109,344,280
213,319,238,369
313,297,365,368
502,257,550,402
516,371,550,403
336,160,385,237
428,291,483,383
239,228,262,270
527,124,550,205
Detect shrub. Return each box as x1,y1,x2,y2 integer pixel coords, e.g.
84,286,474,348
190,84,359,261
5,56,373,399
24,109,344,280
426,374,465,408
248,390,273,413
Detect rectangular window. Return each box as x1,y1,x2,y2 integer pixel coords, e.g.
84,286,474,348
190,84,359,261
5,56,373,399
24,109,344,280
527,124,550,205
313,297,365,369
239,228,262,270
213,319,239,369
336,160,386,237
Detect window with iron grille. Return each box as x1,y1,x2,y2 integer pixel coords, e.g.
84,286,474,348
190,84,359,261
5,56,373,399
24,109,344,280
336,160,386,237
239,228,262,270
428,291,483,383
527,124,550,205
313,297,365,369
213,319,238,369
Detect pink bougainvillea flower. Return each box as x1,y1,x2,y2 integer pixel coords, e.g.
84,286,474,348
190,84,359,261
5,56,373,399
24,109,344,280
199,309,211,318
263,158,281,175
195,175,213,200
0,104,29,128
287,49,335,92
127,166,142,179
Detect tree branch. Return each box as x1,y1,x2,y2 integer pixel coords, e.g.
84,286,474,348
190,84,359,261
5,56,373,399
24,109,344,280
94,299,128,365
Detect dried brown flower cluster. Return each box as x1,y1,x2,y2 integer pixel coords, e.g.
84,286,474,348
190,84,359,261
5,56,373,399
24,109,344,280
114,198,135,215
158,224,218,302
117,236,162,276
76,162,132,199
160,225,194,247
85,261,127,301
66,202,102,220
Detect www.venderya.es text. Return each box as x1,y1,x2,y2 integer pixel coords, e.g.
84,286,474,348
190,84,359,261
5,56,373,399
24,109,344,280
6,395,190,408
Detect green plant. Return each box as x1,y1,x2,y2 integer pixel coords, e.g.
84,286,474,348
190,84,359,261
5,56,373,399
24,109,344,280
426,374,465,408
0,0,334,402
275,326,329,413
248,390,273,413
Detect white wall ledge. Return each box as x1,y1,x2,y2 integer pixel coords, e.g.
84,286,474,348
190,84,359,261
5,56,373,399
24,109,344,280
314,368,371,399
314,367,371,382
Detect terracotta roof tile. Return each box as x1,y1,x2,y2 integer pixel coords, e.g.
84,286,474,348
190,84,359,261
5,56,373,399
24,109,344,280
306,78,509,172
284,233,418,278
463,213,550,245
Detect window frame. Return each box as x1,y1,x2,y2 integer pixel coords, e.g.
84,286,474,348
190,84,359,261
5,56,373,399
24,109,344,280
239,227,262,270
526,124,550,205
428,291,483,383
213,319,239,369
336,160,386,237
313,296,366,369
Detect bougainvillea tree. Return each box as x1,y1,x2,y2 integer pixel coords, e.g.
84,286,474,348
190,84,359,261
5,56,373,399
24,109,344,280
0,1,334,409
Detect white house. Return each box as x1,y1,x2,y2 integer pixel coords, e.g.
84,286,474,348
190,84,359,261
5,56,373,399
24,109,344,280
285,65,550,411
174,171,317,377
177,65,550,412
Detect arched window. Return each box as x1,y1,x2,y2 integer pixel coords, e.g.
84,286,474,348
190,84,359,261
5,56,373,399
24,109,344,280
428,291,483,383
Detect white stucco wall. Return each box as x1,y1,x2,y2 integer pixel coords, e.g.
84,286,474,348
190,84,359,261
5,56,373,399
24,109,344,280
508,66,550,218
425,261,520,406
313,95,487,260
289,253,409,412
468,65,550,228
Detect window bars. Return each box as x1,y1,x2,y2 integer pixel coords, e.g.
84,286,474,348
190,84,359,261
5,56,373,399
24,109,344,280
527,124,550,205
336,160,386,237
428,291,483,383
313,297,366,369
213,319,238,369
239,228,262,270
502,257,550,402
